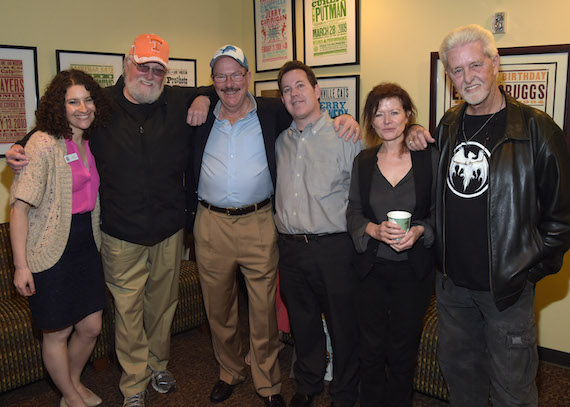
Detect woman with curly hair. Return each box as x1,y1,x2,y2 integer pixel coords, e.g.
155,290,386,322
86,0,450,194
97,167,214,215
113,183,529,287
10,69,111,407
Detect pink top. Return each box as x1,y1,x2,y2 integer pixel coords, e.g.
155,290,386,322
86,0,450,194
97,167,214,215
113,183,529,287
65,139,99,214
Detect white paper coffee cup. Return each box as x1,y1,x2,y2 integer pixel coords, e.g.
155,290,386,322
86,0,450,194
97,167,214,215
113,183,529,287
387,210,412,232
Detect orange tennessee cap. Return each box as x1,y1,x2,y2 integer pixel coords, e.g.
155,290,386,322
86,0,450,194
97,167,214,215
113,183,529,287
129,34,170,68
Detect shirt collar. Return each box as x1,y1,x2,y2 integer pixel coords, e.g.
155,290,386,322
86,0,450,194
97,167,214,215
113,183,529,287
290,110,329,135
213,92,258,121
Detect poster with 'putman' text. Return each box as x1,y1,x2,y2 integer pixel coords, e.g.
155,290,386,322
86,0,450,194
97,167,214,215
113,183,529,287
303,0,359,67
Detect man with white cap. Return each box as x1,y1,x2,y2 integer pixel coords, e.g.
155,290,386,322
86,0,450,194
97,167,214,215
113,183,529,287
6,34,211,407
186,45,360,407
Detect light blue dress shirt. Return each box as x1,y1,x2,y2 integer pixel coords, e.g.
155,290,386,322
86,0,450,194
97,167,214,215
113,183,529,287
197,93,274,208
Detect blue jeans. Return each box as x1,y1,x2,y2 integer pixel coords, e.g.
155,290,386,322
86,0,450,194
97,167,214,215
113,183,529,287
436,273,538,407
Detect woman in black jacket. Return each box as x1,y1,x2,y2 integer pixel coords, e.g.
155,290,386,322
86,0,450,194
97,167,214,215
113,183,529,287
347,83,437,407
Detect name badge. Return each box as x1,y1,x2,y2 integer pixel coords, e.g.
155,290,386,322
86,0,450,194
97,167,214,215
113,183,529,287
64,153,79,163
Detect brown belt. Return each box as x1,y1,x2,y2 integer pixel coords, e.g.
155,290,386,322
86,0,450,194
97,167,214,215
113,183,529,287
200,198,271,216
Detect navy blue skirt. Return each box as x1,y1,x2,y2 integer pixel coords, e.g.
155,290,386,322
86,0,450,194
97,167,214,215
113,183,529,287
28,212,106,331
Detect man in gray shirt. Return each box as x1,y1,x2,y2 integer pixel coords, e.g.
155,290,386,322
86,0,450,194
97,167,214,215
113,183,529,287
274,60,362,407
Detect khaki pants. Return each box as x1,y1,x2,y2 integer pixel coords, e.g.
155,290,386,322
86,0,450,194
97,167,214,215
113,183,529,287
194,203,281,397
102,229,183,397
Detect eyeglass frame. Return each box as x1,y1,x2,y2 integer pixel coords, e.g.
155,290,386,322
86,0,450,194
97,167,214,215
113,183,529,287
211,71,248,83
127,57,168,78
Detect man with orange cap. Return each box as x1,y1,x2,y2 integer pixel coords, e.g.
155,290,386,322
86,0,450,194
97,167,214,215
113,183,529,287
6,34,211,407
98,33,188,407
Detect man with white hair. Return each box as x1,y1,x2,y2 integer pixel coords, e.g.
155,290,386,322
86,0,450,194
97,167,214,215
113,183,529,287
6,34,211,407
407,24,570,406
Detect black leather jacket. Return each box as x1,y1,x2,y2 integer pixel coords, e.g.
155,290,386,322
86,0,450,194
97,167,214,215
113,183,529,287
435,91,570,311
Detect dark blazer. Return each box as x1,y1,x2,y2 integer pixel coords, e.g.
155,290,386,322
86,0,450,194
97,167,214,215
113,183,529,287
186,96,292,230
352,145,437,280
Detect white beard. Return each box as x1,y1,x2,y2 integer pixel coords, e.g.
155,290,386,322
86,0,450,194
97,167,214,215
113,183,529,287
125,74,164,104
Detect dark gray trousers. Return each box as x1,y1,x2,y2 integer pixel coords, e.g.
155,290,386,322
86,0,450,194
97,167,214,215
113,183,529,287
436,273,538,407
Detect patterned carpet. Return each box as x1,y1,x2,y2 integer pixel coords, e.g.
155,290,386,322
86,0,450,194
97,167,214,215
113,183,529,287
0,324,569,406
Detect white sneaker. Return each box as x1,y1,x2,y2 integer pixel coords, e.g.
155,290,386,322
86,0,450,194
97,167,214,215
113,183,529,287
150,368,177,394
123,391,146,407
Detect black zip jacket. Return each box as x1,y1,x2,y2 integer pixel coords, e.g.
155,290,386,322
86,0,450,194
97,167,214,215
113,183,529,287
90,78,217,245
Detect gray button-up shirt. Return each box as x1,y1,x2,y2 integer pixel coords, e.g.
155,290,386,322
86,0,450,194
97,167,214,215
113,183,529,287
274,112,362,234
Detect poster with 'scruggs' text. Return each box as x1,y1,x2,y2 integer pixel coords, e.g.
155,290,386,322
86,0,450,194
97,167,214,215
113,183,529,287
431,48,569,133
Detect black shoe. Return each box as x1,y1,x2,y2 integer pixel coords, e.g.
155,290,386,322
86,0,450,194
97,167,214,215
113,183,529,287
209,380,237,403
262,394,287,407
289,393,315,407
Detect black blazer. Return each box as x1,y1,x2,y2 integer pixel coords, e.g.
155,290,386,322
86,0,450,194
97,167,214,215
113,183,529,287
352,145,436,280
185,96,292,230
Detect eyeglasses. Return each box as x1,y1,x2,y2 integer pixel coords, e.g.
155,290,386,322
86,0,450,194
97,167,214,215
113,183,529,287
129,58,167,77
212,72,247,83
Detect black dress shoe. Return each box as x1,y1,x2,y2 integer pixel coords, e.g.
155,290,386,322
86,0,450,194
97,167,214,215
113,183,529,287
289,392,315,407
262,394,287,407
210,380,237,403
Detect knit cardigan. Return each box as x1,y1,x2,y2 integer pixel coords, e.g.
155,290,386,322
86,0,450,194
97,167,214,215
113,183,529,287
9,131,101,273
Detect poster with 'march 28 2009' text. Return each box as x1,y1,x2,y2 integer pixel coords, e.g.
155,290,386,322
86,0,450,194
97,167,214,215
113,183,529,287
303,0,359,67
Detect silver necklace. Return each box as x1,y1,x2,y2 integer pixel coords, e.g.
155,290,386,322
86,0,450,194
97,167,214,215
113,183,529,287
461,94,504,143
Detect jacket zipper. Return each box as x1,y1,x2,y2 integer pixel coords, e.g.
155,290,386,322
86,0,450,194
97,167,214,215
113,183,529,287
441,130,453,290
486,134,508,300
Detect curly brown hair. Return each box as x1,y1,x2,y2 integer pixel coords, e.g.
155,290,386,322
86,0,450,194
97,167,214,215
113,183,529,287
362,82,417,148
35,69,111,139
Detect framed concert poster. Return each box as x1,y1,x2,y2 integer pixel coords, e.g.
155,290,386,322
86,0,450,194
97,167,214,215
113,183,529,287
0,45,39,155
429,44,570,144
317,75,359,118
254,75,360,120
303,0,359,67
56,50,125,87
254,79,280,98
166,57,197,87
254,0,296,72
